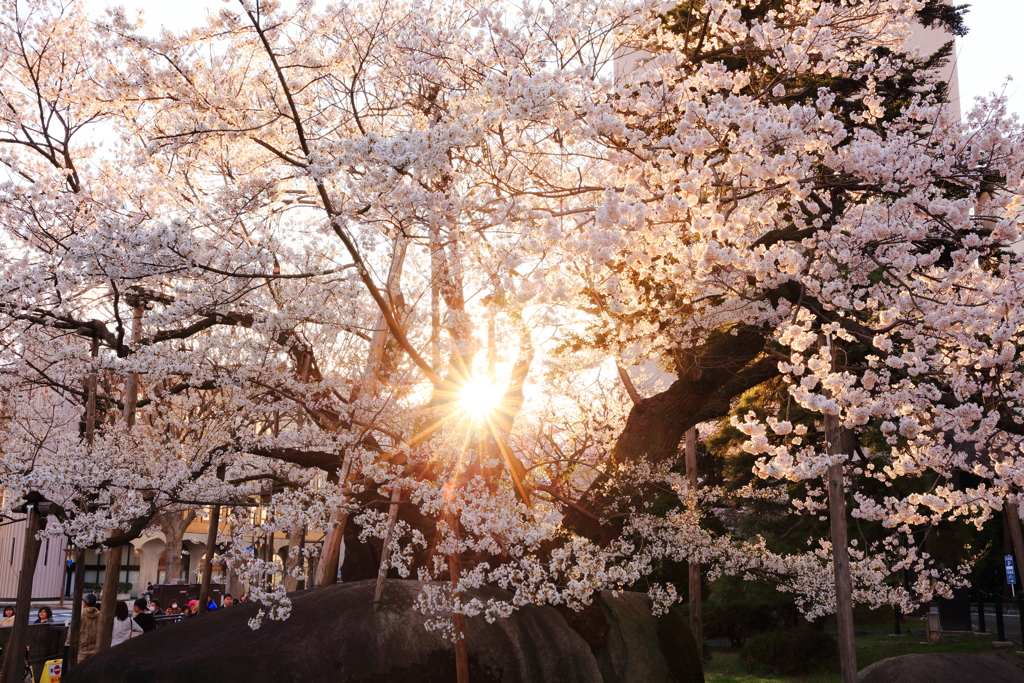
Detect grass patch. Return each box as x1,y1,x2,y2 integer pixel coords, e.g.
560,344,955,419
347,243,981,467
705,632,1016,683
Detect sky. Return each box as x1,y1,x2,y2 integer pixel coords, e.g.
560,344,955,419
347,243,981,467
89,0,1023,121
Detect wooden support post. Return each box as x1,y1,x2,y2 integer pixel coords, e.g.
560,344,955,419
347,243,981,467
827,459,856,681
996,593,1006,642
68,334,99,671
373,485,403,610
314,457,354,588
284,525,306,592
449,553,469,683
314,510,346,587
685,427,702,658
198,505,221,613
0,505,44,683
98,304,142,650
95,544,123,653
447,512,469,683
121,303,143,429
822,335,856,683
66,547,87,671
1005,502,1024,587
68,547,87,656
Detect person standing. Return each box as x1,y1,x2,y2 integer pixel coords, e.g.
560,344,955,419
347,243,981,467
0,605,15,627
221,594,234,607
111,600,142,645
133,598,156,633
34,606,52,623
76,594,101,663
149,599,165,616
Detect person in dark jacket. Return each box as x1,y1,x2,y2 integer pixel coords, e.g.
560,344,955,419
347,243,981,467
33,606,52,623
133,598,156,632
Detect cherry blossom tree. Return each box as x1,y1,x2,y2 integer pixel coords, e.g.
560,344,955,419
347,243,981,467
0,1,1022,681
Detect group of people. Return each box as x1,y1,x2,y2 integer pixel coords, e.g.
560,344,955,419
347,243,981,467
74,592,244,663
0,605,54,627
158,592,244,617
0,590,246,665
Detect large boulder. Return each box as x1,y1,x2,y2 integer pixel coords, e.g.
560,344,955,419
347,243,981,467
66,580,703,683
858,653,1024,683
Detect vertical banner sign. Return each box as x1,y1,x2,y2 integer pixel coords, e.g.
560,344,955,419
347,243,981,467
1006,555,1017,585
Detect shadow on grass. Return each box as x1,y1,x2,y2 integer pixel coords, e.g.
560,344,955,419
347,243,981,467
705,632,1020,683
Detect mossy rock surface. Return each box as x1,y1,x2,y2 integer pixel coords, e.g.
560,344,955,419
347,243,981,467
858,653,1024,683
65,580,703,683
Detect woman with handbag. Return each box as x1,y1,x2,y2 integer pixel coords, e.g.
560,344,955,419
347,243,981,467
111,600,143,645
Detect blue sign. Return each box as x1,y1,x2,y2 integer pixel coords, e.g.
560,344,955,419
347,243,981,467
1006,555,1017,585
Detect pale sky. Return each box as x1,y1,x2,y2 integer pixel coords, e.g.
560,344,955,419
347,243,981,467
88,0,1023,121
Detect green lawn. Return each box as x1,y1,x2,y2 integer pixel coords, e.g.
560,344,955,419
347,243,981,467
704,632,1022,683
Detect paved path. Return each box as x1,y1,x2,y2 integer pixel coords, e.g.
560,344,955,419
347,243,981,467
975,606,1023,643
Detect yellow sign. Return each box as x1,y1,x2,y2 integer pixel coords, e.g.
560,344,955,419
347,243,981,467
39,659,61,683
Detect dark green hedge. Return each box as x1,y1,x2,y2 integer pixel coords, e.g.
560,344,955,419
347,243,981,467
740,628,838,675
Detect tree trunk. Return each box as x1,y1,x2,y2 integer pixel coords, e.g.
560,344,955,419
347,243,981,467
158,509,196,585
562,326,775,541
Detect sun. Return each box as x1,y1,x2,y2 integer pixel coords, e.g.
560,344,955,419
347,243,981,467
458,376,504,418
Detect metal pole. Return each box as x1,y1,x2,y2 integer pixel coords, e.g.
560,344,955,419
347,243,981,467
996,593,1006,642
0,505,44,683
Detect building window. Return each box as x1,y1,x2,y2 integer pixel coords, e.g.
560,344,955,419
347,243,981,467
82,547,144,596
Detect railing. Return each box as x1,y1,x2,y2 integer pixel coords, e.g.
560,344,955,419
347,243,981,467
966,589,1024,643
153,614,186,629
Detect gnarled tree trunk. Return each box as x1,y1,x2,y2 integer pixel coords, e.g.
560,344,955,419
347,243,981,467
158,509,197,585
